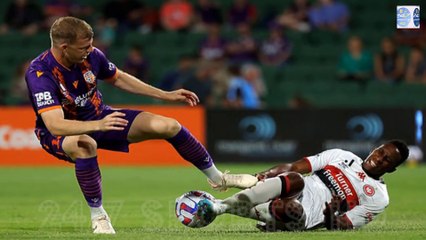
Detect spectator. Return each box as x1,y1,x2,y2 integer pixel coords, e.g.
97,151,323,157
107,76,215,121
158,55,195,91
258,24,293,67
276,0,311,32
226,22,258,64
193,0,223,32
122,45,149,81
208,60,231,107
0,0,43,35
405,47,426,83
199,23,228,61
337,36,373,85
183,63,214,106
102,0,145,32
241,63,267,99
226,64,261,109
43,0,93,27
9,60,31,105
160,0,194,32
374,37,405,84
308,0,349,32
227,0,257,28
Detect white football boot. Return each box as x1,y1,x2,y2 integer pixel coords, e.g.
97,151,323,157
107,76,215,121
92,215,116,234
208,171,259,191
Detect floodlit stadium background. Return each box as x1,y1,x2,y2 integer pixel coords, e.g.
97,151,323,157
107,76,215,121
0,0,424,165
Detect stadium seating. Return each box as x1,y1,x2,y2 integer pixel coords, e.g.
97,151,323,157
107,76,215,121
0,0,425,108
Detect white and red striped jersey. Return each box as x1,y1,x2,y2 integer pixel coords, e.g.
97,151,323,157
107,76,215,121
304,149,389,229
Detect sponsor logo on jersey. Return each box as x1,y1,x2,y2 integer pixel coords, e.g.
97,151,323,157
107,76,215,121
363,184,375,196
36,71,44,78
108,62,115,71
315,165,359,211
73,80,79,89
35,91,54,107
74,88,96,107
338,162,349,169
83,71,96,84
357,172,366,182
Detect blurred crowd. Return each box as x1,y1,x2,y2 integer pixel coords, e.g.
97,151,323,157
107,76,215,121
1,0,426,108
338,30,426,87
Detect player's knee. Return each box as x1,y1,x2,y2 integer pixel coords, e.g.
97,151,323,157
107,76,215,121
269,198,305,223
63,135,97,159
78,135,97,155
278,172,304,198
159,118,181,137
168,119,181,136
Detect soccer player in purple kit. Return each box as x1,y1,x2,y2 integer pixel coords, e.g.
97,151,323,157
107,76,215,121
25,16,257,234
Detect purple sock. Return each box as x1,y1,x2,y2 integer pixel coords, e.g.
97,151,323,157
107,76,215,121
75,156,102,207
167,126,213,170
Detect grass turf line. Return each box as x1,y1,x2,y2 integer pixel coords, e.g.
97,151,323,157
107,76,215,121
0,164,425,240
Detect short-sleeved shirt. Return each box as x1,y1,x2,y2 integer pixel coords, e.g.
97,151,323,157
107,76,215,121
226,76,260,109
303,149,389,229
25,47,118,130
338,50,373,75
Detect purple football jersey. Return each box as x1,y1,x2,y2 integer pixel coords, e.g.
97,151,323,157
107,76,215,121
25,47,117,130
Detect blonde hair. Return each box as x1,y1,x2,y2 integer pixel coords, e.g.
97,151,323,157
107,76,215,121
50,16,94,45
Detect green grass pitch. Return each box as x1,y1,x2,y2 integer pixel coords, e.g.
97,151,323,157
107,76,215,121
0,164,425,240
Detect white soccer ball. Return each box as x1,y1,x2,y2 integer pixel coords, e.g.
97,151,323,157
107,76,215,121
175,190,216,228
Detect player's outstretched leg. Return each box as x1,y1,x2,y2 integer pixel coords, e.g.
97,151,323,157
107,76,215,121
63,135,115,234
211,172,304,220
166,125,258,190
128,112,258,190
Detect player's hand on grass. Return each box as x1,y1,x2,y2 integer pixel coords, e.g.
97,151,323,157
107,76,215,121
98,111,128,131
327,194,342,213
323,194,344,230
164,89,200,106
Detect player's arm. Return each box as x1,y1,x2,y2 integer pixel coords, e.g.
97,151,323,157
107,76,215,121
255,158,311,180
323,195,385,230
256,149,346,180
41,108,128,136
108,69,199,106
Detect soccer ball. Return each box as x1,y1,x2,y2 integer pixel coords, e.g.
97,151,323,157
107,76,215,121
175,190,216,228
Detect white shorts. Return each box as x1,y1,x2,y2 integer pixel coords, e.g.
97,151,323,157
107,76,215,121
299,174,333,229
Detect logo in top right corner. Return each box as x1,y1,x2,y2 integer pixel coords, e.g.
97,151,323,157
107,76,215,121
413,7,420,27
397,5,420,29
